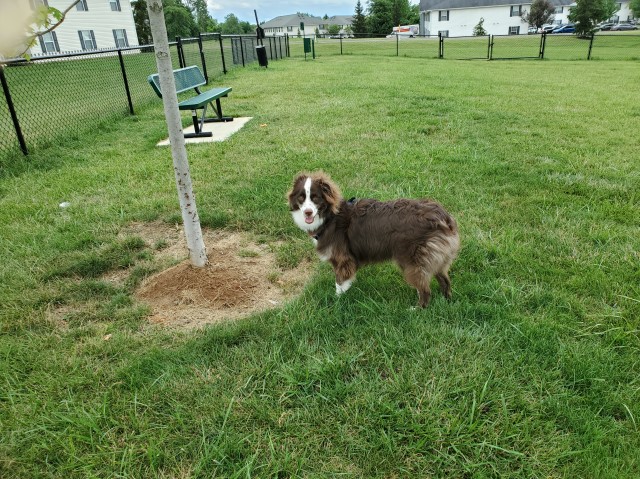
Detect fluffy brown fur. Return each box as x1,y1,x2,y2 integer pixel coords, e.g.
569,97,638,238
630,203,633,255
288,171,460,308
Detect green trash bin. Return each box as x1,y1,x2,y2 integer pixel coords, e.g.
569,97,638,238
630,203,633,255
303,38,312,53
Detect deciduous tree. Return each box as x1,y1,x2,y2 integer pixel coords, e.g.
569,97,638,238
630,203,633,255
522,0,556,28
568,0,619,35
146,0,207,267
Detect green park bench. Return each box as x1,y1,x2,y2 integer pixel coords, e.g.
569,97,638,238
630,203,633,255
148,66,233,139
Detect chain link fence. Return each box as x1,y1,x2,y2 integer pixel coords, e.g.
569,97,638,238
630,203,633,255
1,34,288,160
302,32,639,62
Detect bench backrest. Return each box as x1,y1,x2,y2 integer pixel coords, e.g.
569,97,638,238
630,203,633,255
147,66,207,98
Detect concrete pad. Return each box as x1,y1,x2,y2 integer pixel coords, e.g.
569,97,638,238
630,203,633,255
156,117,253,146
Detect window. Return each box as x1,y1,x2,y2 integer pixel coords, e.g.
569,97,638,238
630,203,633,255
510,5,522,16
438,30,449,37
29,0,48,8
109,0,121,11
426,12,431,22
554,6,563,13
287,26,293,32
113,29,129,47
509,26,520,35
439,10,449,21
76,0,88,11
78,30,97,50
38,31,59,53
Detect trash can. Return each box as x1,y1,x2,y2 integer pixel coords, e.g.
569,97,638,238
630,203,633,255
255,45,268,68
303,38,312,53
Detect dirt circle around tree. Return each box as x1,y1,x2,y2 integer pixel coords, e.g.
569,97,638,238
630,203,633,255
125,222,313,329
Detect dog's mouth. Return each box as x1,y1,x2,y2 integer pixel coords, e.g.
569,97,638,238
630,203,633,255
303,211,315,224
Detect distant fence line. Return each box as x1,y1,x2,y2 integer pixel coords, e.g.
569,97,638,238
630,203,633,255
2,31,638,160
0,33,289,159
289,32,640,61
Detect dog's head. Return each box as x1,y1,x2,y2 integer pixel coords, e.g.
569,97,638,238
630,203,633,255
288,171,342,233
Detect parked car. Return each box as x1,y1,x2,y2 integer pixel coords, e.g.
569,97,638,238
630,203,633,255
528,27,538,34
551,24,576,33
539,24,556,34
598,23,615,31
611,23,638,31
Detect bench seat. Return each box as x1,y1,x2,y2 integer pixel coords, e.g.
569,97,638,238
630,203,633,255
178,87,231,110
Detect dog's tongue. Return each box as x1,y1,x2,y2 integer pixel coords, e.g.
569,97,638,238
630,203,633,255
305,216,314,224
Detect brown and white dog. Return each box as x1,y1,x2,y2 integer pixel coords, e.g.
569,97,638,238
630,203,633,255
288,171,460,308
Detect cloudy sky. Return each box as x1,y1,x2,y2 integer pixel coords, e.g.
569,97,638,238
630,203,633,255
207,0,361,23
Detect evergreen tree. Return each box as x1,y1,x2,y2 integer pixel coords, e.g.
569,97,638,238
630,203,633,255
131,0,151,44
352,0,367,35
473,17,487,35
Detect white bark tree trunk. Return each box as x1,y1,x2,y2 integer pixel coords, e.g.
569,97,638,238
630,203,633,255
146,0,207,267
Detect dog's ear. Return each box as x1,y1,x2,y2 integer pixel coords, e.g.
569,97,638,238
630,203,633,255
286,173,307,210
317,176,341,215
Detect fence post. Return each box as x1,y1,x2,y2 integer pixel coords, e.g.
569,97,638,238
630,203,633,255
218,34,228,74
540,33,546,59
198,34,208,82
117,49,134,115
239,36,245,67
587,32,595,60
489,35,494,60
438,32,443,58
396,33,399,56
176,36,185,67
0,66,28,156
487,34,491,59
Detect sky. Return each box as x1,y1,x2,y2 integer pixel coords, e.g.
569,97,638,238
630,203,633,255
207,0,362,23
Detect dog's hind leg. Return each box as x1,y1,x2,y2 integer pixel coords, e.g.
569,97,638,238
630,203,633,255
436,271,452,300
403,266,432,308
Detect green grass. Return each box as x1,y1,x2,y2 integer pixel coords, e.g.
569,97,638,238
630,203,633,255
1,56,639,477
291,33,640,60
0,38,236,157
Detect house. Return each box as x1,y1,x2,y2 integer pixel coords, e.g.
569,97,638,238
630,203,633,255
261,13,353,37
27,0,139,56
419,0,570,36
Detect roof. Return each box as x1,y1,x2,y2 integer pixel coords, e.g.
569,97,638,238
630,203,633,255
262,14,325,28
419,0,571,9
327,15,354,25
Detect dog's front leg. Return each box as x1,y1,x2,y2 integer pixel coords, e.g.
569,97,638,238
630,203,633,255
333,259,357,296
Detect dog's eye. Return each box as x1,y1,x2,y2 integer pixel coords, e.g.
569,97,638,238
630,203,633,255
298,194,304,203
310,195,318,202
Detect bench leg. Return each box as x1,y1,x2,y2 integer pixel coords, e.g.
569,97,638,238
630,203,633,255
203,98,233,123
185,108,212,138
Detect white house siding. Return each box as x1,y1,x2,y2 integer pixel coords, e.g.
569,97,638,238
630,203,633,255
421,0,634,37
424,5,531,36
29,0,139,55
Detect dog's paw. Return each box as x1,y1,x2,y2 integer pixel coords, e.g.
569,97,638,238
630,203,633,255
335,278,354,296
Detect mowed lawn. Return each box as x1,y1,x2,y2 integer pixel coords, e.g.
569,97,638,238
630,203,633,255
1,55,639,478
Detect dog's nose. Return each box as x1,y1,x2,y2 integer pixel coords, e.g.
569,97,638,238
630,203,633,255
304,209,313,217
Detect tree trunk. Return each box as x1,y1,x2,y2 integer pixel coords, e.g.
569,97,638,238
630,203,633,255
146,0,207,267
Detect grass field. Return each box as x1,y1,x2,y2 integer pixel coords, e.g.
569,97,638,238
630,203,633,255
292,32,640,60
1,55,639,477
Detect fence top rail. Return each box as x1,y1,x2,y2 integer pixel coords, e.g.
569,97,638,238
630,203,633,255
2,44,164,66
